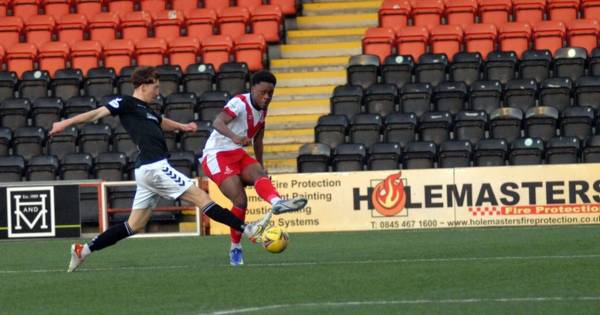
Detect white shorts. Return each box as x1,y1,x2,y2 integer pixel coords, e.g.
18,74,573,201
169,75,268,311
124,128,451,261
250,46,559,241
132,159,194,210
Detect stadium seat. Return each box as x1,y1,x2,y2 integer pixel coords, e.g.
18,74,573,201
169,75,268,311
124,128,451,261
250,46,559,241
547,0,579,23
430,25,463,61
250,5,282,43
26,155,59,181
490,107,524,142
0,127,11,155
449,52,482,86
173,0,199,11
7,43,37,78
464,24,497,59
498,22,532,58
74,0,101,20
43,0,70,20
0,71,18,102
154,10,185,43
383,112,417,149
415,53,448,87
186,8,217,39
0,155,25,182
94,152,127,181
347,54,379,90
71,40,102,76
111,125,136,160
567,19,600,55
381,54,413,89
509,137,544,165
121,11,151,44
56,14,87,46
583,135,600,162
525,106,559,141
479,0,512,28
402,140,437,169
395,26,429,61
546,136,580,163
533,21,566,55
367,142,402,170
51,69,83,101
79,123,112,159
270,0,297,16
12,0,40,21
204,0,230,11
47,125,77,161
364,83,398,117
554,47,587,81
315,114,348,149
107,186,136,222
0,0,7,16
155,64,182,97
183,63,215,97
201,35,234,71
181,120,212,154
104,39,135,74
163,131,177,152
330,85,363,119
582,0,600,18
168,37,200,71
89,12,120,47
234,33,266,72
140,0,167,16
216,62,249,95
116,66,136,96
400,83,433,117
484,51,517,85
454,110,487,145
0,97,30,131
196,90,230,121
107,0,134,19
439,140,472,167
575,76,600,109
31,97,62,130
411,0,444,31
168,150,196,177
504,79,538,112
419,111,452,145
445,0,477,28
13,126,45,160
512,0,546,23
24,15,55,48
332,143,366,172
19,70,50,102
237,0,263,11
64,95,95,118
136,38,168,67
217,7,250,40
519,49,552,83
298,143,330,173
539,77,572,112
164,92,197,123
379,0,411,29
362,27,395,64
84,67,115,101
38,41,69,77
433,81,467,114
349,113,382,148
0,16,24,52
474,138,508,166
560,106,594,140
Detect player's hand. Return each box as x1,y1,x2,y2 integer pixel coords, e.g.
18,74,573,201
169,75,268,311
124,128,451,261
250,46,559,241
233,135,251,146
182,122,197,132
48,121,66,137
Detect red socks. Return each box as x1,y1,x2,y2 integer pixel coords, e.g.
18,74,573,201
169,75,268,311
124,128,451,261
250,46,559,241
254,176,280,203
229,206,246,244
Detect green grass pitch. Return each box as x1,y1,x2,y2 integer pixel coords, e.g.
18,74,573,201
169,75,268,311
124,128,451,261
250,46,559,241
2,225,600,315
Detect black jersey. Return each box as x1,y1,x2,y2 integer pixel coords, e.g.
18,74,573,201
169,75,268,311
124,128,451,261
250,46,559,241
104,95,168,167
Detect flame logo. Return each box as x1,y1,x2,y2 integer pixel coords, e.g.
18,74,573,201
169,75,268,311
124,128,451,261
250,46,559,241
371,173,406,217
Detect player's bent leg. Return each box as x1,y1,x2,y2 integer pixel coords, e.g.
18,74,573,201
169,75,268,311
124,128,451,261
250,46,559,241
218,176,248,265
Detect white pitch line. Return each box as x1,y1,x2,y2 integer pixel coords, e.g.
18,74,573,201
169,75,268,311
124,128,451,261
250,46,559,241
2,253,600,274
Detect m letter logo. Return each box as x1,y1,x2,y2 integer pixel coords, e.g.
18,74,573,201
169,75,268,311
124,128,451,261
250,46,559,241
6,187,55,238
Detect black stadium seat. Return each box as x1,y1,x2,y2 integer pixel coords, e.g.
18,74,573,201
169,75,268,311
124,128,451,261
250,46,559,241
383,112,417,149
94,152,127,181
217,62,249,96
26,155,59,181
84,67,116,101
13,126,45,160
504,79,538,112
0,127,11,156
19,70,50,102
349,113,382,148
297,143,331,173
449,52,482,86
489,107,523,143
0,97,30,131
433,81,467,114
64,96,96,118
184,63,215,97
525,106,559,142
485,51,517,85
403,141,437,169
31,97,63,130
164,92,197,123
519,49,552,83
381,54,413,89
560,106,594,141
196,90,230,122
416,53,448,87
546,136,580,164
0,154,25,182
116,66,136,96
583,135,600,163
60,153,93,180
156,64,183,96
168,150,196,177
400,83,432,117
539,77,572,112
591,48,600,77
419,111,452,145
474,138,507,166
439,140,472,168
330,85,363,119
47,125,78,161
332,143,366,172
315,114,348,149
0,71,17,102
364,83,397,117
469,80,502,114
181,120,212,155
575,76,600,110
554,47,587,82
112,125,137,160
453,110,487,145
79,123,112,158
51,69,83,101
509,137,544,165
347,54,379,90
367,142,401,170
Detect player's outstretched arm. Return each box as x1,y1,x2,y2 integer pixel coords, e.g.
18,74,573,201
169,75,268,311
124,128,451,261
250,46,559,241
160,117,197,132
213,112,251,146
49,107,111,137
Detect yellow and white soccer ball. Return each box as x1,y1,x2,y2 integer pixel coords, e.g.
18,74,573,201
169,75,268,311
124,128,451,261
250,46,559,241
262,227,289,254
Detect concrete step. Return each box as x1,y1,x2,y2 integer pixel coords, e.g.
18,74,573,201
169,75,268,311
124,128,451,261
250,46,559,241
271,56,349,72
286,27,367,44
263,158,297,174
303,1,382,16
279,41,361,58
247,143,303,159
296,13,378,29
264,128,314,144
266,113,321,129
273,85,336,101
269,98,330,115
274,70,346,87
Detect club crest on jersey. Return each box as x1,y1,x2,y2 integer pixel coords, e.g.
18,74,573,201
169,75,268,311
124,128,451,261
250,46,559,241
108,97,122,108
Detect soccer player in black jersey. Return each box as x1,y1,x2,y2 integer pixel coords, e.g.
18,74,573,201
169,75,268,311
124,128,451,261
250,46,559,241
49,66,269,272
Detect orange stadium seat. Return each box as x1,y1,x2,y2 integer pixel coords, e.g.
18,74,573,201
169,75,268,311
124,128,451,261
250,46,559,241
0,0,7,16
89,12,120,47
498,22,532,58
251,5,282,43
74,0,102,20
0,17,24,51
25,15,56,48
270,0,297,15
237,0,263,11
430,25,463,61
204,0,230,11
104,39,135,74
186,8,217,39
412,0,444,31
533,20,566,55
12,0,40,21
172,0,199,11
43,0,71,20
107,0,134,19
547,0,579,23
378,0,411,30
567,19,600,55
512,0,546,23
464,23,497,59
57,14,88,46
479,0,512,28
445,0,477,28
168,36,200,70
395,25,429,61
154,10,185,43
0,45,5,66
217,7,250,40
121,11,152,43
362,27,395,63
38,41,69,77
234,33,266,72
201,35,233,71
71,40,102,75
140,0,167,16
7,43,37,78
136,38,167,66
582,0,600,18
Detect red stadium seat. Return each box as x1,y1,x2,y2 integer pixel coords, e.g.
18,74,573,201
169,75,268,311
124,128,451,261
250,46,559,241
140,0,167,17
204,0,230,11
71,40,102,75
412,0,444,31
0,45,5,68
464,23,497,59
136,38,167,66
217,7,250,40
251,5,282,43
237,0,263,11
172,0,199,11
107,0,134,19
74,0,102,20
582,0,600,18
512,0,546,24
7,43,37,78
154,10,185,43
378,0,411,30
168,37,200,70
567,19,600,55
57,14,88,46
479,0,512,28
104,39,135,74
362,27,395,63
44,0,71,20
89,12,120,47
234,33,266,72
547,0,579,23
270,0,297,15
395,25,429,61
430,25,463,61
121,11,152,44
12,0,40,21
533,20,566,55
445,0,477,29
25,15,56,48
186,8,217,40
498,22,532,58
201,35,233,71
0,0,7,16
0,17,24,51
38,41,69,77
